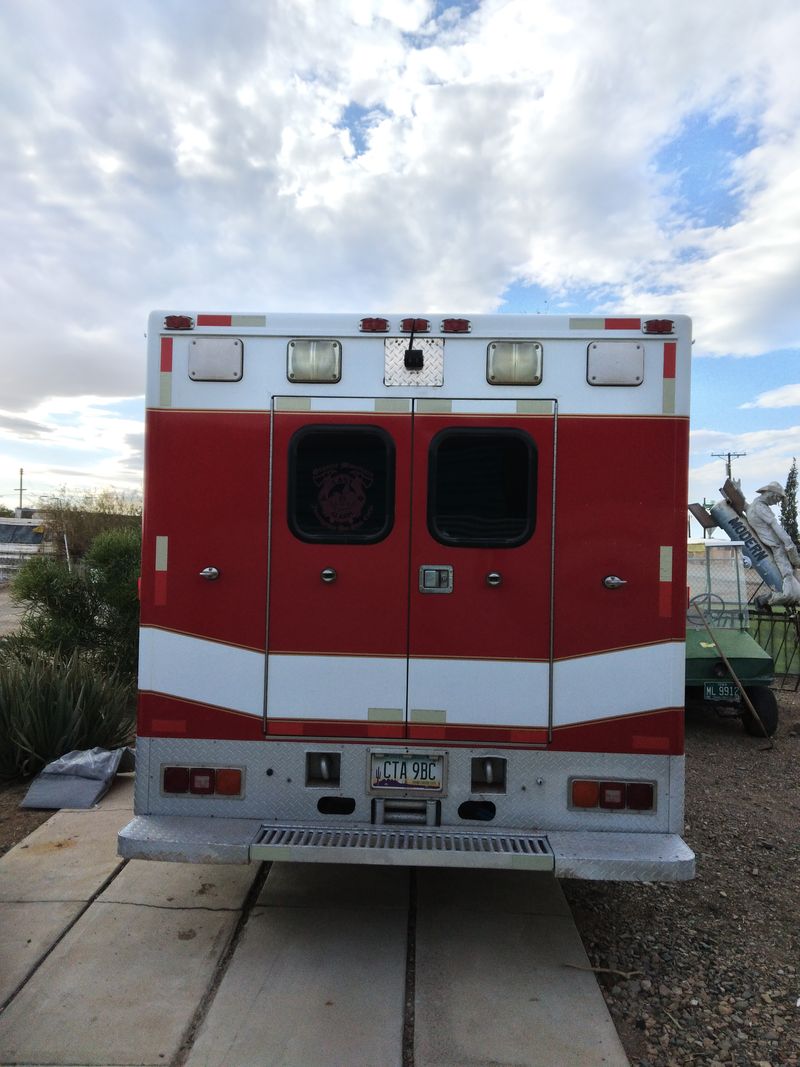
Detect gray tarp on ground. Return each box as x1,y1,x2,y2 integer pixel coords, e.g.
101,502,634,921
20,746,135,809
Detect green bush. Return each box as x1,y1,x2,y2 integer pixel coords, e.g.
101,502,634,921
11,525,141,679
0,649,135,780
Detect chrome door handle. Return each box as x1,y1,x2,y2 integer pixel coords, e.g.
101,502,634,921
321,568,337,583
603,575,627,589
486,572,503,587
199,566,220,581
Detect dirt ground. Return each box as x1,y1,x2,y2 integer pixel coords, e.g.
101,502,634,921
0,584,23,637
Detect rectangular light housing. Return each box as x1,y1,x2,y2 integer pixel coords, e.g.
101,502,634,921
287,339,341,383
487,341,543,385
570,778,655,812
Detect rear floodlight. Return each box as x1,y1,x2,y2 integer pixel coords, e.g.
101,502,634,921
487,341,543,385
287,339,342,383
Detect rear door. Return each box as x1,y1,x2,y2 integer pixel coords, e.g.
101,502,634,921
266,399,412,738
407,400,555,743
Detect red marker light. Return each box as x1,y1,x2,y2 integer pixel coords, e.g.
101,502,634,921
401,318,430,333
360,317,390,332
164,315,194,330
441,318,471,333
643,319,674,334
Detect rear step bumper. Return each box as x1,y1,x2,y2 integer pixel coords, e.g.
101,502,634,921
118,816,694,880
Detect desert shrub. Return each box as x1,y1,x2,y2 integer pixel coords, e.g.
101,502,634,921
11,526,141,679
39,487,141,560
0,648,135,780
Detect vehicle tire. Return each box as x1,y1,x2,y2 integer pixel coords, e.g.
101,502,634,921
742,686,779,737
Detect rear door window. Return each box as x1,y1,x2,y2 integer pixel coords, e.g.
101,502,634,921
288,426,395,543
427,429,536,546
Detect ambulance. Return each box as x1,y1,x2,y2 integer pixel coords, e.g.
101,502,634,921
119,311,694,880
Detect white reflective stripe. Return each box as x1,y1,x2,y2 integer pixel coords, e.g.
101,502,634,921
155,536,168,572
660,545,673,582
407,658,549,726
139,628,264,716
553,642,684,726
267,654,406,720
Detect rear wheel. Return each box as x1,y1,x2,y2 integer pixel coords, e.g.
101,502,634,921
742,686,779,737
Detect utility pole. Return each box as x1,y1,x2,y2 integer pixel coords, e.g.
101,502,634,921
16,468,25,511
711,451,747,481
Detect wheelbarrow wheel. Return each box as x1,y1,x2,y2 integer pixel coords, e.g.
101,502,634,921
742,686,779,737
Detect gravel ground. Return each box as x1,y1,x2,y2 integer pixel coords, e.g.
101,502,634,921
565,689,800,1067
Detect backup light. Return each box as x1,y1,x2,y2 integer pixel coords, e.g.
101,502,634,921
487,341,543,385
189,768,215,795
598,782,625,810
287,339,341,383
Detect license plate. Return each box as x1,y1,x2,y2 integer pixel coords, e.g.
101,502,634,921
370,753,444,792
704,681,740,702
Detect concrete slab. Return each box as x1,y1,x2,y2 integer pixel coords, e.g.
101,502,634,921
414,871,628,1067
0,901,238,1066
93,773,135,810
186,905,407,1067
98,857,259,909
261,860,410,909
0,808,129,903
415,867,572,916
0,900,84,1005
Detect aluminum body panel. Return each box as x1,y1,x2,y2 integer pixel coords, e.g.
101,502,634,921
384,337,444,386
188,337,243,381
586,341,644,386
149,311,692,418
133,736,682,835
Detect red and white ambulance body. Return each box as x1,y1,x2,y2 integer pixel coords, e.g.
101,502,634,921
119,311,694,880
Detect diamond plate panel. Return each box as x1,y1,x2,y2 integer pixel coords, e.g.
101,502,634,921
384,337,444,386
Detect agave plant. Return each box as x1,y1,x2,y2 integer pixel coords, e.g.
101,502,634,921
0,648,135,780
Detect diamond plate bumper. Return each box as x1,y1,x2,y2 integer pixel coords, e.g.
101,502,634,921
119,816,694,880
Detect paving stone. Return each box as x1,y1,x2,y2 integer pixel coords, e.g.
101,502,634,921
98,858,258,909
414,902,629,1067
0,901,237,1066
0,809,128,903
415,867,572,916
186,904,407,1067
0,900,84,1005
260,860,410,909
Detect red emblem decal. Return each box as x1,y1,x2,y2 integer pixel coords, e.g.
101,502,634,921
313,463,373,530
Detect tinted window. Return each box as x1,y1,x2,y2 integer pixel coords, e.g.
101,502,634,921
428,429,535,546
289,426,395,543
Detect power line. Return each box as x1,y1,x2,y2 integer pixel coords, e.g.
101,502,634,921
711,451,747,480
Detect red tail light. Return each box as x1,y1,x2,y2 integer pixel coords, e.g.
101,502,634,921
162,765,243,797
570,778,655,811
162,767,189,794
625,782,654,810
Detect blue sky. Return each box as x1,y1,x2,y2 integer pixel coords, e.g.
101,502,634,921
1,0,799,518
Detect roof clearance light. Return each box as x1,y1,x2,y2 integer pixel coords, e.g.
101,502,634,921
287,339,342,383
360,317,390,332
442,318,471,333
487,341,543,385
643,319,674,334
164,315,194,330
401,318,430,333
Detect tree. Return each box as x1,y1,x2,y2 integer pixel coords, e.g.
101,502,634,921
37,487,142,560
781,458,799,546
0,505,13,517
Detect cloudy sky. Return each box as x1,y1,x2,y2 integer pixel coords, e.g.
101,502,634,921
1,0,799,518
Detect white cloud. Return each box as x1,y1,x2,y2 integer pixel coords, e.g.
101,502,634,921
2,0,800,493
741,384,800,410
